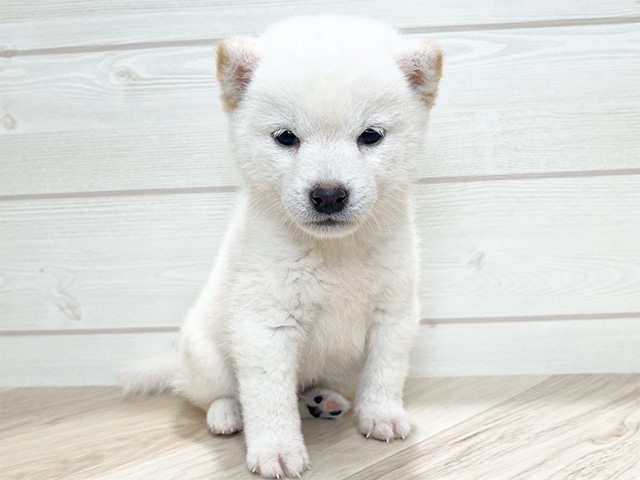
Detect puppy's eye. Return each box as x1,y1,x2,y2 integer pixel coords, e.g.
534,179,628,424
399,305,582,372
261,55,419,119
273,130,299,146
358,128,383,145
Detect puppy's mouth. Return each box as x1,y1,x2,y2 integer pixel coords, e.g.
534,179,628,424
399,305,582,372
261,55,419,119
311,219,345,227
301,217,357,237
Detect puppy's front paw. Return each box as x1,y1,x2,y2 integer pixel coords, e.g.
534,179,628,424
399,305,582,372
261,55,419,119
358,403,411,442
247,441,310,479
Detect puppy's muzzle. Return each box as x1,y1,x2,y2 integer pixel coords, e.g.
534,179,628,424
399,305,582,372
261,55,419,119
310,186,348,214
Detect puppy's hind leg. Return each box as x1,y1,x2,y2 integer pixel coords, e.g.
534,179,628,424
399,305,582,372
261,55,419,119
207,397,242,435
175,316,241,436
301,387,351,420
176,346,244,435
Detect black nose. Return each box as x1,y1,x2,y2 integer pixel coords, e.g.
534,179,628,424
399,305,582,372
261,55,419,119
310,186,348,214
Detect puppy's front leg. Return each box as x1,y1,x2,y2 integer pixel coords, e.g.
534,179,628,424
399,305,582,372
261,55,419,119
234,322,309,478
355,303,419,442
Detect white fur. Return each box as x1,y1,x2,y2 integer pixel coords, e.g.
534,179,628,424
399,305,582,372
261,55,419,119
207,397,243,435
119,351,180,397
123,15,441,479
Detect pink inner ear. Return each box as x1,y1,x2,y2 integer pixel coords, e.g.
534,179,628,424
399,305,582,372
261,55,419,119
235,64,252,87
407,68,425,88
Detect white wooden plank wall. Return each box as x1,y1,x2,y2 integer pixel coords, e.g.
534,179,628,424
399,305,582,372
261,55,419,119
1,1,639,386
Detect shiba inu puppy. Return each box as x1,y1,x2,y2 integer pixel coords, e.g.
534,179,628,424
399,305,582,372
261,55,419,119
122,15,442,479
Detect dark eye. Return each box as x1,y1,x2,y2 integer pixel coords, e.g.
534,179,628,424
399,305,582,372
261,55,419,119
273,130,299,146
358,128,383,145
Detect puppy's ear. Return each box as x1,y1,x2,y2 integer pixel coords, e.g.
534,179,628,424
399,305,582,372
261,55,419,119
395,40,443,108
216,37,262,112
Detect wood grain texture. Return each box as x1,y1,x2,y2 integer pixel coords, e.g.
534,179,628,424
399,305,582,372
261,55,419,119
0,386,121,433
410,317,640,377
2,375,637,480
346,375,640,480
1,0,638,51
2,24,639,196
2,317,639,386
1,176,639,332
0,332,177,387
0,376,548,479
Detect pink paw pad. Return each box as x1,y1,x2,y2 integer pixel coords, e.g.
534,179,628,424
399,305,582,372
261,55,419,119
302,387,351,420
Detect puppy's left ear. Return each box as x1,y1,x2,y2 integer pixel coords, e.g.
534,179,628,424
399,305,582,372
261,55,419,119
216,36,262,112
395,40,443,108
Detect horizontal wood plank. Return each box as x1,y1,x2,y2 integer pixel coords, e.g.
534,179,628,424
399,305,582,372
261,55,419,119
410,318,640,377
2,318,639,386
1,176,638,332
2,25,639,197
0,332,177,387
0,193,236,331
1,0,638,51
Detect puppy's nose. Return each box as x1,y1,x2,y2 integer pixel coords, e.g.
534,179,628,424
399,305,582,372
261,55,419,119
310,186,348,214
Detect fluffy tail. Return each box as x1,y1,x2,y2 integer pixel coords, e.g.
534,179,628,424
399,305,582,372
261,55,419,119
118,351,181,398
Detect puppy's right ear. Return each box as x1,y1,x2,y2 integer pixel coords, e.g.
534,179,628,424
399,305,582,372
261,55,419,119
395,39,443,109
216,37,262,112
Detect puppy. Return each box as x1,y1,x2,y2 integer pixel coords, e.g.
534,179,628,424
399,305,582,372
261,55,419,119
122,15,442,479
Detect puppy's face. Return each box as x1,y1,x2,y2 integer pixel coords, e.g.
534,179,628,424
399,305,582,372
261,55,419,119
217,17,442,239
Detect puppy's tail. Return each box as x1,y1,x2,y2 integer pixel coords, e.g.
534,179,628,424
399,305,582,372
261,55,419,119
118,351,181,398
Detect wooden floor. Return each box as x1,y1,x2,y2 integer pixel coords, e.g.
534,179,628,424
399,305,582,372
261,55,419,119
1,374,638,479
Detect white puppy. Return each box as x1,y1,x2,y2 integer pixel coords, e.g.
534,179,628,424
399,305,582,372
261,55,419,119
122,15,442,479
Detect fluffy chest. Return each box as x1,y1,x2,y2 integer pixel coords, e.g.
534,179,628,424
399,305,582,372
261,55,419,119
277,248,382,323
284,251,376,373
283,258,370,386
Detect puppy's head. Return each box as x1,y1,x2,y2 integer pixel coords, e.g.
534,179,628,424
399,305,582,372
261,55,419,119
216,16,442,239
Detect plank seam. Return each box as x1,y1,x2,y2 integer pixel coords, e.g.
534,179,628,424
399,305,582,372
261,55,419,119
421,312,640,325
0,185,240,201
4,16,638,58
2,313,638,336
401,15,640,35
0,327,180,336
416,168,640,185
2,168,638,202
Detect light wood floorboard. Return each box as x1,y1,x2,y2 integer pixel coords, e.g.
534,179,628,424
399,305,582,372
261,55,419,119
347,375,640,480
1,374,638,479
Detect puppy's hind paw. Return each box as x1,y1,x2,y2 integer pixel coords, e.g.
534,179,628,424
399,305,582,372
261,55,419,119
302,387,350,420
207,397,243,435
